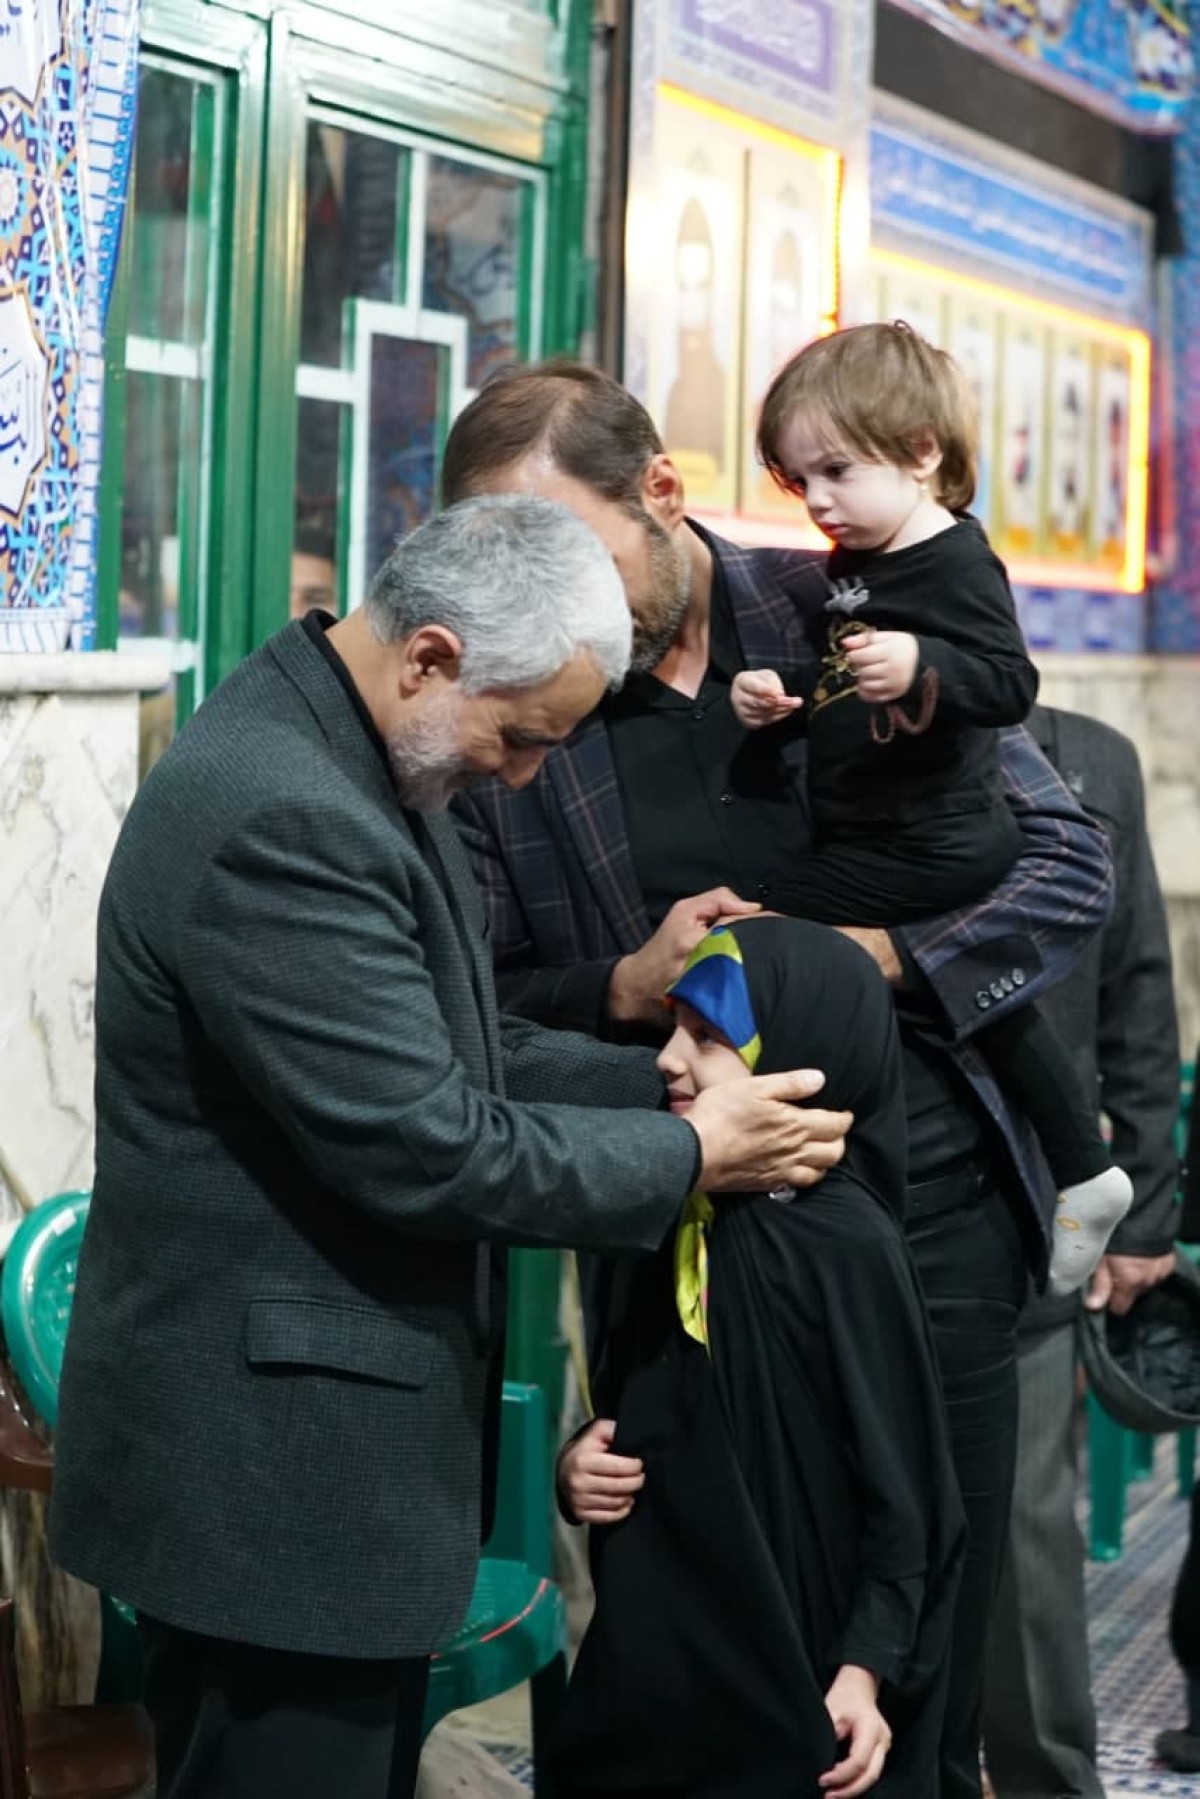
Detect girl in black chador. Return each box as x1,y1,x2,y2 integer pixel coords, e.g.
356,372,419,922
731,320,1131,1296
547,917,965,1798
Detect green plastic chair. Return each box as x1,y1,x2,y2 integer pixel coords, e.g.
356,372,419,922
1,1190,91,1431
423,1380,568,1767
0,1191,143,1704
1086,1062,1197,1560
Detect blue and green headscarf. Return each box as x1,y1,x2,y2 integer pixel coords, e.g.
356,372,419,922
665,917,908,1348
666,925,762,1073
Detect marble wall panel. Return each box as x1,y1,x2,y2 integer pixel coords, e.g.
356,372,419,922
0,693,126,1215
0,656,161,1705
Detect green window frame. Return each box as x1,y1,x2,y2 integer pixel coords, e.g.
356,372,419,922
95,56,222,724
93,0,591,735
93,0,267,738
291,115,547,622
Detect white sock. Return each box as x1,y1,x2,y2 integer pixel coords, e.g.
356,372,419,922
1046,1166,1134,1298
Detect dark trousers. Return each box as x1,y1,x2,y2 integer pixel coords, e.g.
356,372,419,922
904,1162,1028,1799
981,1320,1104,1798
976,1008,1110,1190
1170,1483,1200,1682
138,1615,430,1799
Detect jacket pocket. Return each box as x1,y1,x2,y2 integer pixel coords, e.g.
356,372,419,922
244,1297,433,1388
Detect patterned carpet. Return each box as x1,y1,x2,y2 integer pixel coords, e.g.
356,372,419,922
476,1439,1200,1795
1088,1444,1198,1796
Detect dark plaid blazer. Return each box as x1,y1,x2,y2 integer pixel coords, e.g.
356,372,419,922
49,622,697,1658
453,529,1114,1247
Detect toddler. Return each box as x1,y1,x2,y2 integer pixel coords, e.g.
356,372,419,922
731,320,1130,1294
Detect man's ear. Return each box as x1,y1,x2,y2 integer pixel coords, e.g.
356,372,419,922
641,453,688,529
398,624,463,697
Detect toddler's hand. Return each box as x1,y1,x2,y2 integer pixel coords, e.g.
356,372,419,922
820,1665,891,1796
843,631,920,704
557,1418,644,1525
731,668,803,729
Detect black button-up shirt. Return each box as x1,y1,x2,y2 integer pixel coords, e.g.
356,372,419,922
605,555,809,929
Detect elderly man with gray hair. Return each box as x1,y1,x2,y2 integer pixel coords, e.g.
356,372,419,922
49,494,849,1799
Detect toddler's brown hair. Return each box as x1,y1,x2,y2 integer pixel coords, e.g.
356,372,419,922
757,320,978,511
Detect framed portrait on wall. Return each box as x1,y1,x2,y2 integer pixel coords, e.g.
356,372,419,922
1091,348,1132,570
996,315,1047,559
1046,333,1094,559
946,293,1000,538
648,93,745,511
740,144,832,520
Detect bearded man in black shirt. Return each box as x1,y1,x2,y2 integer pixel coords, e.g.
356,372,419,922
447,360,1113,1799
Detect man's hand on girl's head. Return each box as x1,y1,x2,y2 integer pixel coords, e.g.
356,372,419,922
608,887,762,1026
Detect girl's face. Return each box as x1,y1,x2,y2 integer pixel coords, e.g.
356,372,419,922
776,414,943,554
656,999,752,1113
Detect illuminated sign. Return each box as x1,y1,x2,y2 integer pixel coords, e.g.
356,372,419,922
870,250,1149,593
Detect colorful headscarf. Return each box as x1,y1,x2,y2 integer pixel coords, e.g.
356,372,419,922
666,926,759,1350
665,916,907,1350
665,926,762,1073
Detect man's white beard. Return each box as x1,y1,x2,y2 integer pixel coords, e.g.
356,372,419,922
386,690,467,813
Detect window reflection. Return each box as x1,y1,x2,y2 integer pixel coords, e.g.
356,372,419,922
290,544,338,619
113,60,221,775
366,336,443,577
301,125,403,367
118,371,199,642
294,124,537,612
295,396,342,615
423,154,524,387
128,67,206,346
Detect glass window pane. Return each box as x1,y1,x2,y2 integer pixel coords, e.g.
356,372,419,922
423,155,526,387
366,336,444,577
118,371,200,641
127,68,209,345
120,366,201,782
294,397,343,617
301,125,404,367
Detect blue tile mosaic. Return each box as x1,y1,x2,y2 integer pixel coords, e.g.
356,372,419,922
1151,105,1200,651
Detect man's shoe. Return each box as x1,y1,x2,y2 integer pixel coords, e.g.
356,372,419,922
1155,1726,1200,1772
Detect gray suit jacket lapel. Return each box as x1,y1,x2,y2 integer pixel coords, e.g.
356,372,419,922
427,812,504,1092
270,624,503,1091
268,625,398,810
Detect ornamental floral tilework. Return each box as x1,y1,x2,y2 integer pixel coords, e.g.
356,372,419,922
0,0,140,650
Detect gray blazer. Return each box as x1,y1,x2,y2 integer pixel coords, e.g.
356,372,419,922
1023,703,1180,1329
49,622,697,1658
